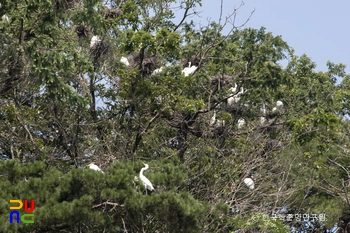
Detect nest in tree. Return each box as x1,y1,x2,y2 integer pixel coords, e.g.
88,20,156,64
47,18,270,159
131,51,158,75
210,74,237,87
104,8,123,19
167,111,185,128
182,56,201,68
23,29,36,42
90,40,109,60
55,0,78,11
73,25,91,38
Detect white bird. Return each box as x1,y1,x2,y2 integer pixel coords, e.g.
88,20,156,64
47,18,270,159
139,163,154,194
230,87,245,105
210,110,216,126
272,100,284,112
181,62,197,77
260,104,267,125
276,100,283,108
227,83,238,106
120,56,130,67
90,35,101,49
209,110,225,127
227,97,234,106
230,83,237,93
216,119,225,127
237,118,245,129
243,177,254,190
87,162,104,173
152,67,164,75
2,14,9,22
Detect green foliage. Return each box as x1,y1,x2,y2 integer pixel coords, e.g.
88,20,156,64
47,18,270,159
0,160,206,232
1,0,350,232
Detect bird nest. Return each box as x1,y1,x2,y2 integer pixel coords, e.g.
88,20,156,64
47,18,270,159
73,25,91,38
23,29,36,42
210,74,236,87
104,7,123,19
55,0,79,11
131,51,158,75
90,40,109,60
182,56,201,68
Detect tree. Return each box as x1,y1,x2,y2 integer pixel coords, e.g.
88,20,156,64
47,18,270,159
1,0,350,232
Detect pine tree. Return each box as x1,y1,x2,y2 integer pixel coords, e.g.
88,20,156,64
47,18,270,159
1,0,350,232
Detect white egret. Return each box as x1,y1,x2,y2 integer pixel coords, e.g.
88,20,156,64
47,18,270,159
260,104,267,125
237,118,245,129
230,83,237,93
120,56,130,67
227,83,238,106
87,162,104,173
181,62,197,77
216,119,225,127
209,110,225,127
139,163,154,194
276,100,283,108
2,14,9,22
272,100,284,112
152,67,164,75
243,177,254,190
227,97,234,106
231,87,245,105
210,110,216,126
90,35,101,49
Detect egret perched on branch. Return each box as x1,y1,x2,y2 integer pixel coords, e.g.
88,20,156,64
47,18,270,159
272,100,284,112
228,85,244,106
2,14,9,22
87,162,104,173
209,110,225,127
90,35,101,49
233,87,244,103
181,62,197,77
139,163,154,194
227,83,237,106
152,67,164,75
120,56,130,67
237,118,245,129
260,104,267,125
276,100,283,108
243,177,254,190
209,110,216,126
216,119,225,127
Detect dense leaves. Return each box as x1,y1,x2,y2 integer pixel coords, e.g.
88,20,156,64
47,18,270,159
1,0,350,232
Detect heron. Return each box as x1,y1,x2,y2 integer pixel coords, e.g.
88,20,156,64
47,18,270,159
209,110,225,127
243,177,254,190
90,36,101,49
181,62,197,77
272,100,284,112
139,163,154,194
2,14,9,22
152,67,164,75
238,118,245,129
86,162,104,173
228,86,244,105
260,104,267,125
227,83,237,106
210,110,216,126
120,56,130,67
